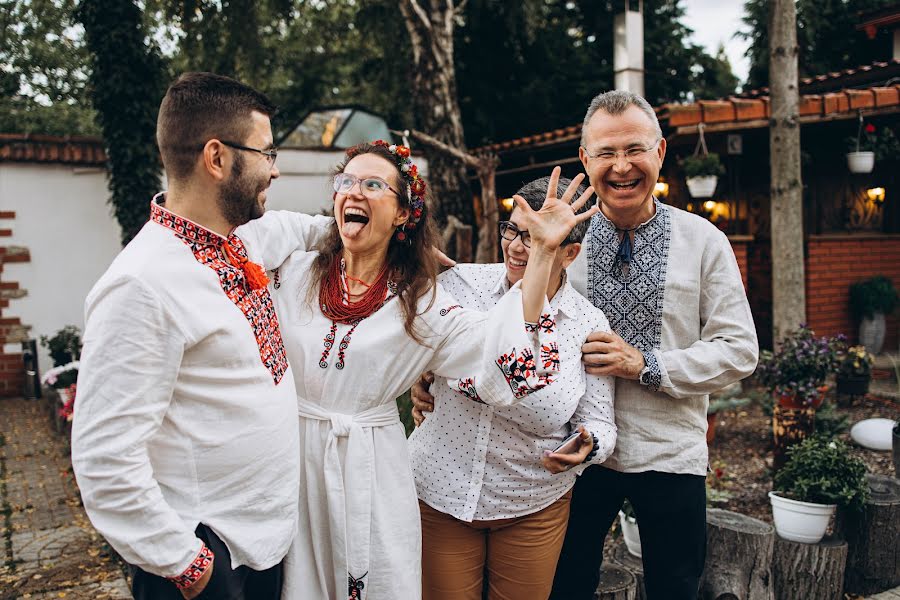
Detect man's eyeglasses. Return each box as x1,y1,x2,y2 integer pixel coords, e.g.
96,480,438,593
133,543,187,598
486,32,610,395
581,138,661,167
220,140,278,166
499,221,531,248
333,173,401,200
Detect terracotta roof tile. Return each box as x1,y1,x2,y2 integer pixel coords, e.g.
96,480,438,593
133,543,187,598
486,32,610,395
0,135,106,166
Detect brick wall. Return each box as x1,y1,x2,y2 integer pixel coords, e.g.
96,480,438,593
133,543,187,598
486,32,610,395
0,211,29,397
805,235,900,349
728,236,752,291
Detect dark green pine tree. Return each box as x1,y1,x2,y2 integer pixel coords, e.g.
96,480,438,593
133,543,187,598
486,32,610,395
740,0,896,92
76,0,168,244
690,44,740,100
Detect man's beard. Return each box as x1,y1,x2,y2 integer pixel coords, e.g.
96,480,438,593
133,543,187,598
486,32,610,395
219,154,267,227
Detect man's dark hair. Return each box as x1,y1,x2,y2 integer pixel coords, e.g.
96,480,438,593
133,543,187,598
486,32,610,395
157,72,277,180
515,176,591,245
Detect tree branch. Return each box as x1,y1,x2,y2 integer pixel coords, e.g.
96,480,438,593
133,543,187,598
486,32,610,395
403,0,433,34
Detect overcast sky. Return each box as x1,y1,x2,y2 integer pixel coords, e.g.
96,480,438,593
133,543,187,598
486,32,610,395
681,0,752,86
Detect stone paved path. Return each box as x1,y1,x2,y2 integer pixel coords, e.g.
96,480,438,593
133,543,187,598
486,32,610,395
0,396,130,599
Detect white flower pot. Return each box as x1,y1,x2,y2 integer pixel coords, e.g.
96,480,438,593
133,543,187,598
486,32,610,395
846,151,875,174
859,312,886,355
768,491,836,544
686,175,718,198
618,510,642,558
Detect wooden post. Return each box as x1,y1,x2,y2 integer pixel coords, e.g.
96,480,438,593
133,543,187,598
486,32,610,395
596,564,637,600
609,542,647,600
772,536,848,600
841,475,900,595
701,509,775,600
772,403,816,470
768,0,806,342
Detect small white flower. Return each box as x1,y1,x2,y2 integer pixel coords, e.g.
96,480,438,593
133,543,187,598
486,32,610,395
401,163,410,172
828,441,837,449
389,144,397,152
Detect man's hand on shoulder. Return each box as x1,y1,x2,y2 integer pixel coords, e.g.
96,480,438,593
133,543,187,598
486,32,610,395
582,330,644,379
411,372,435,426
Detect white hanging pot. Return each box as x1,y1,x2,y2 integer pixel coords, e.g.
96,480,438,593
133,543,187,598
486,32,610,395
846,151,875,174
618,511,642,557
768,491,836,544
686,175,718,198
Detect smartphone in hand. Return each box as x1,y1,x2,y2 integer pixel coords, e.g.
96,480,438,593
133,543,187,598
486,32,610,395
553,430,583,455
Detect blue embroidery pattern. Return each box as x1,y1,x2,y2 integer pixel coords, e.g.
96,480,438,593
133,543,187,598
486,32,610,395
586,201,671,390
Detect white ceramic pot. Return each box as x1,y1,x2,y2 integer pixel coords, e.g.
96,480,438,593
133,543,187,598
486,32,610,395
686,175,718,198
768,491,836,544
859,312,886,355
618,510,642,558
846,151,875,174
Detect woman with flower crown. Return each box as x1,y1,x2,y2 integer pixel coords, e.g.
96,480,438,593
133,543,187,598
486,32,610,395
236,140,597,599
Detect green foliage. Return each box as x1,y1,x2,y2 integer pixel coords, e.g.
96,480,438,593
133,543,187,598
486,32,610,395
813,401,850,440
689,44,740,100
774,436,869,510
0,0,99,135
837,346,875,378
683,153,725,178
740,0,896,91
707,396,751,415
396,390,415,438
849,275,899,320
39,325,82,367
76,0,167,244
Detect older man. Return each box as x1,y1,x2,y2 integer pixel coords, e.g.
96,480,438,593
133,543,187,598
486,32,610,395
546,91,759,599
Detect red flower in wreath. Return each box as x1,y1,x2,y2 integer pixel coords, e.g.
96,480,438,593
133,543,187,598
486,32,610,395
413,207,423,218
396,145,411,158
411,179,426,195
408,165,418,178
373,139,389,147
865,123,876,134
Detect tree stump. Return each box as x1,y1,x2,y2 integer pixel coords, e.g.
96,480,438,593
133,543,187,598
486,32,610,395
841,475,900,595
772,403,815,471
596,564,637,600
609,541,646,600
772,536,847,599
701,509,775,600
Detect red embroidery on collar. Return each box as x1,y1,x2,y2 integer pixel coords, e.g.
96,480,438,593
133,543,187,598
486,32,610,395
150,197,288,384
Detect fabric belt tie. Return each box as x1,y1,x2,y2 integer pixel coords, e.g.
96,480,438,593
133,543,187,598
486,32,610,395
296,398,399,597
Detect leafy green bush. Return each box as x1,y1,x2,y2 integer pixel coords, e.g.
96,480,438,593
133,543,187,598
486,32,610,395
813,401,849,440
849,275,899,320
40,326,82,367
683,153,725,178
774,436,869,510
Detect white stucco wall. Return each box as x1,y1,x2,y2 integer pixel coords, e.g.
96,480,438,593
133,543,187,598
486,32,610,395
0,148,427,374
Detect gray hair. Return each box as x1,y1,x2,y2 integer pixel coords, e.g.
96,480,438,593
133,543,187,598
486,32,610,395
514,176,591,245
580,90,662,146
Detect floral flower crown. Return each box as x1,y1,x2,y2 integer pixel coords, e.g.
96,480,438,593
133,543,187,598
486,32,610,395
347,139,426,242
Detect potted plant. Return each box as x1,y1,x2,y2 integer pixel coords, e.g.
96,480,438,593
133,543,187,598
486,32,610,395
849,275,898,354
618,499,641,558
769,436,869,544
846,121,900,173
40,325,82,366
683,153,724,198
39,326,82,426
756,325,844,409
836,345,874,397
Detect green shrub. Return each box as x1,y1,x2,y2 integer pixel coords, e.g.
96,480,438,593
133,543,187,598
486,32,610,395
683,153,725,178
849,275,899,320
774,436,869,510
40,326,82,367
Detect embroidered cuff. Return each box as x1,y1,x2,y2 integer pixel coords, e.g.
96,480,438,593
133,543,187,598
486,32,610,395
167,543,214,590
639,350,662,392
525,321,538,333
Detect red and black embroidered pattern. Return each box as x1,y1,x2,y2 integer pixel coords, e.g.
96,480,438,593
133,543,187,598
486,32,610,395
151,200,288,384
496,347,555,399
168,543,214,590
348,571,367,599
538,313,555,334
454,377,485,404
440,305,462,316
541,342,560,370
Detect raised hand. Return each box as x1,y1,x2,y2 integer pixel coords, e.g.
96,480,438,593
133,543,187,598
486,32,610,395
513,166,598,251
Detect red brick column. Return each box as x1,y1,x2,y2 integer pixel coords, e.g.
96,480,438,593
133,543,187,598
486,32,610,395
0,210,30,397
728,235,752,292
805,234,900,349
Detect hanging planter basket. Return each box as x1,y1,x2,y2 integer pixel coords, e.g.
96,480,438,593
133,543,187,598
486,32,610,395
686,176,718,198
683,123,724,199
847,151,875,174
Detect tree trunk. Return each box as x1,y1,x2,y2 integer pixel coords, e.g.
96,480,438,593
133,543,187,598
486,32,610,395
701,509,775,600
841,475,900,595
772,403,816,471
398,0,473,229
597,564,637,600
772,536,847,600
768,0,805,342
610,541,647,600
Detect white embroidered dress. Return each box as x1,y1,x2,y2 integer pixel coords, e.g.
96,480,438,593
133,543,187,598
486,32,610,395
238,214,559,600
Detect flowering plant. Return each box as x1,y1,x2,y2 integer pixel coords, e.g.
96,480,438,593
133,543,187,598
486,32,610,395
756,325,845,404
846,123,900,161
58,383,76,421
41,361,79,390
837,345,874,378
